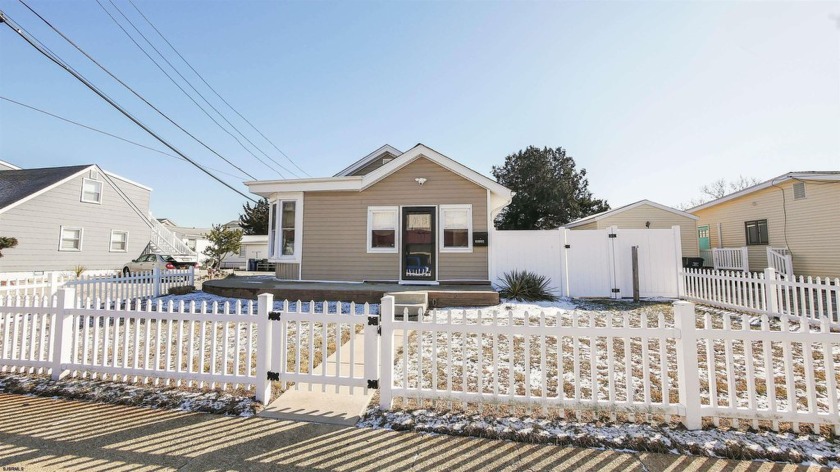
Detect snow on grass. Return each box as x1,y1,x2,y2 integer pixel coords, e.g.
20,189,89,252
359,407,840,468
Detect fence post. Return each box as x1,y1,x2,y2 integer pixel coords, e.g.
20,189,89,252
152,266,161,298
673,225,685,297
49,272,60,296
51,288,75,381
379,295,395,410
741,247,750,272
188,266,195,287
763,268,778,315
256,293,275,404
674,300,701,430
364,304,379,391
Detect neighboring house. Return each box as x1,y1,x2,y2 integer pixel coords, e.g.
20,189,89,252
156,219,213,264
0,163,154,272
689,171,840,278
245,144,514,283
564,199,699,258
222,234,269,270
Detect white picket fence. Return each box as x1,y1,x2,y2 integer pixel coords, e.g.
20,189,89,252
3,291,838,433
0,268,194,302
767,247,794,278
0,290,258,390
682,268,840,328
711,247,750,272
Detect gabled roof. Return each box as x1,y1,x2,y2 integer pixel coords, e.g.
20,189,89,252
687,171,840,213
0,164,92,212
565,199,698,228
333,144,402,177
245,143,513,199
0,160,21,170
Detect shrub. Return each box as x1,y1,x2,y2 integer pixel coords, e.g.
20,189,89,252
497,270,558,302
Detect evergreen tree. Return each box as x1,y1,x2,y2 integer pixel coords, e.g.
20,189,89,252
0,237,18,258
238,198,269,235
492,146,609,230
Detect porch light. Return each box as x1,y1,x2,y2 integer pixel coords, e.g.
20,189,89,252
415,177,427,186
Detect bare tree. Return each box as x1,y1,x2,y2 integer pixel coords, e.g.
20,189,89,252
679,175,762,210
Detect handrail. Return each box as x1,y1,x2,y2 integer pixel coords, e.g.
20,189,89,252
149,217,196,256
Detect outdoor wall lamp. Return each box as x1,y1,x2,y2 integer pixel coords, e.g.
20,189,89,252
415,177,427,186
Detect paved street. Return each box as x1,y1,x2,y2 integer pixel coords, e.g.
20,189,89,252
0,394,834,471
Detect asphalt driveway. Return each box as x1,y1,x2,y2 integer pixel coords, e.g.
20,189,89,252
0,393,833,471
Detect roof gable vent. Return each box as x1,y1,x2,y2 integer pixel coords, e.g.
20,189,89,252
793,182,806,200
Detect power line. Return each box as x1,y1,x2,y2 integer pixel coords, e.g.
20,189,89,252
0,95,250,181
97,0,291,178
0,10,257,202
127,0,311,178
16,0,259,182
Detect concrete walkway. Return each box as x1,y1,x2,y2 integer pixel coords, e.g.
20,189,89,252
260,332,374,426
0,394,834,471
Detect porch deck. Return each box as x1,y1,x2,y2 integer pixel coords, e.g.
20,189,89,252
202,276,499,307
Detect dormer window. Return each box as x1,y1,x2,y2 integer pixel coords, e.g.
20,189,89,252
81,178,103,204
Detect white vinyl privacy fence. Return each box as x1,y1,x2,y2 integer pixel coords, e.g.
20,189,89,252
0,268,194,302
3,292,838,433
491,226,683,298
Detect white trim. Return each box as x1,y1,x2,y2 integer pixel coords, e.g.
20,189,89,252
0,165,95,215
244,144,514,200
59,226,83,252
109,229,129,252
398,280,440,286
0,160,21,170
439,204,473,253
565,199,699,228
80,178,104,204
334,144,403,177
688,172,840,213
268,192,303,263
103,170,153,191
367,206,399,253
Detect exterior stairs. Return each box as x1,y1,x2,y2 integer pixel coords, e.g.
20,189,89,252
142,216,198,262
389,291,428,320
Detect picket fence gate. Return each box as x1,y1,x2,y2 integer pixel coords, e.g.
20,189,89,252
2,290,838,433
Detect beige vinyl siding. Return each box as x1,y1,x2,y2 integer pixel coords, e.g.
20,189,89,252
0,173,152,272
275,263,300,280
572,221,598,230
348,153,396,176
693,180,840,278
568,204,699,257
302,157,488,282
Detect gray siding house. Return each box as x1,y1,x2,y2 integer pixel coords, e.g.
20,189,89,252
245,144,514,284
0,163,155,272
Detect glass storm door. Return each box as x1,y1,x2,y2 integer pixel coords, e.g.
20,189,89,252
402,207,436,281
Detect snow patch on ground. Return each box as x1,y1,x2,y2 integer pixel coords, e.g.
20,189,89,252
359,407,840,468
0,373,259,417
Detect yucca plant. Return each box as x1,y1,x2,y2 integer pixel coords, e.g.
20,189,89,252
497,270,558,302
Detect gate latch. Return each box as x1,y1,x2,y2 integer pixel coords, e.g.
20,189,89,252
267,371,280,381
367,379,379,389
268,311,282,321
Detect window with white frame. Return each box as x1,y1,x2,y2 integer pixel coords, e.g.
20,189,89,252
440,204,472,252
81,178,103,203
109,230,128,252
281,201,296,256
367,206,398,253
59,226,83,251
268,202,278,257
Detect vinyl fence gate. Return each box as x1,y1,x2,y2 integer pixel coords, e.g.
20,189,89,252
255,294,380,401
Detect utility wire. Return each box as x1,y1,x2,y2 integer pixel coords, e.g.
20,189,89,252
0,95,249,180
128,0,311,178
0,10,257,202
16,0,258,181
97,0,289,178
118,0,302,178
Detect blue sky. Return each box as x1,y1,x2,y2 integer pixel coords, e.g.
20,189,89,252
1,1,838,228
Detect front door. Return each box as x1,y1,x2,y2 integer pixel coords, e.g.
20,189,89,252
402,207,436,281
698,225,711,250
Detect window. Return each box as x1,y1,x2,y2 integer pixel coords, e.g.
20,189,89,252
110,230,128,252
793,182,806,200
281,201,296,256
367,207,398,253
238,245,246,257
440,205,472,252
744,219,768,245
81,178,103,203
59,226,83,251
268,202,278,257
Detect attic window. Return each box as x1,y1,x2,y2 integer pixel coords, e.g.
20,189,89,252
793,182,806,200
81,178,103,203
